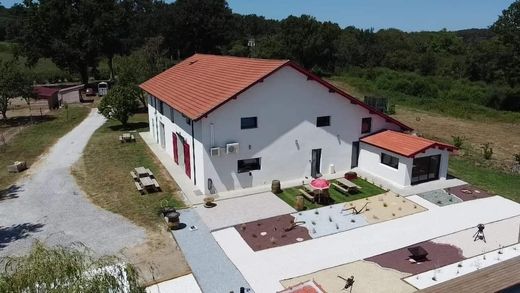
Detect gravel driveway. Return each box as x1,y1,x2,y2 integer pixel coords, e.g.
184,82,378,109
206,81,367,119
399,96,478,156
0,109,146,257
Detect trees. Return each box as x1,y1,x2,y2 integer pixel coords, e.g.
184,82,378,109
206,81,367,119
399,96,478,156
15,0,132,84
0,241,143,292
98,85,140,126
0,60,33,120
492,0,520,86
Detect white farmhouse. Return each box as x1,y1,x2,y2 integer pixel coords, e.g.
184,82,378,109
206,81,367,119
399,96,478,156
140,54,455,195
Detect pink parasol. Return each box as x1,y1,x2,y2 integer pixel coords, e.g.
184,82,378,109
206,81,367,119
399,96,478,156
310,178,330,190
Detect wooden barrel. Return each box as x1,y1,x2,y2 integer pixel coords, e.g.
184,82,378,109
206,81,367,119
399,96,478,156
271,180,282,194
295,195,305,211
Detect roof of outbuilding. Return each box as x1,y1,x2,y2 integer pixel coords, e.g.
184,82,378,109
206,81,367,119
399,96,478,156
33,86,59,97
139,54,412,130
360,130,456,157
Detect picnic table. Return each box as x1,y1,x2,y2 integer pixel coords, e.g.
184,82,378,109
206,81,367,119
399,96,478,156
336,178,361,193
131,167,160,194
119,132,136,143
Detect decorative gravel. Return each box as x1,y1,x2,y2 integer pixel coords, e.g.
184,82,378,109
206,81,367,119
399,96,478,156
292,203,368,238
418,189,463,206
172,209,253,293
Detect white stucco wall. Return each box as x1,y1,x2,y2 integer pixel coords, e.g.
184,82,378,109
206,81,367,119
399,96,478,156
147,96,205,192
197,66,402,194
358,142,450,188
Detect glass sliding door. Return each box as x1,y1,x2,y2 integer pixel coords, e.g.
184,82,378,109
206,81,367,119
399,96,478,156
411,155,441,185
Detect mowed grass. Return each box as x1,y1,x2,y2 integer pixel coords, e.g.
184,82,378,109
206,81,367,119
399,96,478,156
0,106,90,189
73,113,185,229
449,156,520,202
277,178,386,210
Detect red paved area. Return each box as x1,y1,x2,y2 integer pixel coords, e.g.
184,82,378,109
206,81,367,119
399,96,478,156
446,184,493,201
279,280,326,293
234,214,311,251
365,241,465,274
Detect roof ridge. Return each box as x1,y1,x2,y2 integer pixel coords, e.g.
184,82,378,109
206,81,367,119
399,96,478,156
191,53,290,63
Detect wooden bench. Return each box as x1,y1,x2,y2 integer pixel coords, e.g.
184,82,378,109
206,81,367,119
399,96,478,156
298,188,315,203
332,182,349,195
130,171,138,180
134,181,144,193
151,178,161,190
336,178,361,193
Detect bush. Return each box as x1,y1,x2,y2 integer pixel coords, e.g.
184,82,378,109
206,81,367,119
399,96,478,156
451,135,467,148
481,142,493,160
514,153,520,164
98,85,140,126
0,241,143,292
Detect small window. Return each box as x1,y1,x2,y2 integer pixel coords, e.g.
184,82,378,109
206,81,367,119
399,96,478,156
316,116,330,127
158,100,164,115
241,117,258,129
182,114,191,125
381,153,399,169
238,158,261,173
170,107,175,122
361,117,372,134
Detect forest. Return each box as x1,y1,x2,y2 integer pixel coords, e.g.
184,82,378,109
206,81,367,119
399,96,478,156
0,0,519,113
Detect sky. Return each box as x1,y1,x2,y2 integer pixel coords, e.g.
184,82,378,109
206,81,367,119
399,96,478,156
1,0,515,32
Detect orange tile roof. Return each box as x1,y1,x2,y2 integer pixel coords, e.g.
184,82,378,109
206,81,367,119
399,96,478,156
139,54,412,131
360,130,456,157
140,54,289,120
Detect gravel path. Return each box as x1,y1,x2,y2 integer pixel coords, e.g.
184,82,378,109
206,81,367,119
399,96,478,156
0,109,146,257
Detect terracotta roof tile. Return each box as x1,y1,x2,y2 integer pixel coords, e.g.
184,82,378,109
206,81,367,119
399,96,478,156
360,130,456,157
140,54,289,120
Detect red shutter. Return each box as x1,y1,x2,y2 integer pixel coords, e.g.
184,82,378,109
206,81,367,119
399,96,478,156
183,142,191,178
172,133,179,164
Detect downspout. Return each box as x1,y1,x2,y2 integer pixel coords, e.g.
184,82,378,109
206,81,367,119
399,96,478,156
191,122,197,186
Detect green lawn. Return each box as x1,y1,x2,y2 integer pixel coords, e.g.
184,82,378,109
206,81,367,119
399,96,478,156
72,113,185,229
0,106,90,189
277,178,386,210
449,156,520,202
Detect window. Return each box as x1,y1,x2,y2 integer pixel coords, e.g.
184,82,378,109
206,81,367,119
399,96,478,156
361,117,372,134
182,114,191,125
381,153,399,169
316,116,330,127
158,100,164,115
241,117,258,129
238,158,261,173
170,107,175,122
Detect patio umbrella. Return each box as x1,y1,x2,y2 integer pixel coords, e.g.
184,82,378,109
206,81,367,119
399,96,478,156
310,178,330,203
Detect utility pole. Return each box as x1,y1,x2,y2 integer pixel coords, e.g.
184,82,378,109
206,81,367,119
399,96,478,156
247,37,255,58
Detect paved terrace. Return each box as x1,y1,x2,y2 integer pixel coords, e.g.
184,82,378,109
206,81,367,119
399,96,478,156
213,196,520,292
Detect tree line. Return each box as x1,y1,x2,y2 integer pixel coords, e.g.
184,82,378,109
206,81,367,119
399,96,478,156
0,0,519,111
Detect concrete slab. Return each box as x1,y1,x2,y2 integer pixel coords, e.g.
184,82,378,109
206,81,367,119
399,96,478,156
407,195,441,210
213,196,520,292
171,209,252,293
195,192,295,231
418,189,463,207
146,274,202,293
433,215,520,258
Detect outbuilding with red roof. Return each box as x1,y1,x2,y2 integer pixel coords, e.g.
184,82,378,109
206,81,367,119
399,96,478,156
140,54,454,194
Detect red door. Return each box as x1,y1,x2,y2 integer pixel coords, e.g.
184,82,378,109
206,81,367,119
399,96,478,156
183,142,191,178
172,133,179,164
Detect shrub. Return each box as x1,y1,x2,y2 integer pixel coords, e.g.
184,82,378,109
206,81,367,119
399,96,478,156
451,135,467,148
481,142,493,160
98,85,140,126
514,153,520,164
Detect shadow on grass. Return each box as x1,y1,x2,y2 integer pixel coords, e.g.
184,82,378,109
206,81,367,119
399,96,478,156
0,115,56,128
108,122,149,132
0,185,22,202
0,223,44,249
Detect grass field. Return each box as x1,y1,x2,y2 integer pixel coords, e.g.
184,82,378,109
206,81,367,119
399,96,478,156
277,178,386,210
0,106,90,189
73,113,185,229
